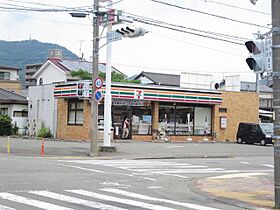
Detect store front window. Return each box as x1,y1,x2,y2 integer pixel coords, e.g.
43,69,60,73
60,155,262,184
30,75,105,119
159,102,211,136
132,106,152,135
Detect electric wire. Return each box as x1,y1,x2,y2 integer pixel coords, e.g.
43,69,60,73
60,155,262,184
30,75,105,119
202,0,270,16
123,11,248,42
150,0,270,29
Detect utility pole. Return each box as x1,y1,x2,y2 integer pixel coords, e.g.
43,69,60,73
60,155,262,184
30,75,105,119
90,0,100,157
272,0,280,208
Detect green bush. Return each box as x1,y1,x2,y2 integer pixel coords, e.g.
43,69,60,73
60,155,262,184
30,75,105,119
37,127,52,138
0,115,12,135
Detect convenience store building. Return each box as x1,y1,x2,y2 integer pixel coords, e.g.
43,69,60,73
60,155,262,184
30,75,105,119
54,81,259,142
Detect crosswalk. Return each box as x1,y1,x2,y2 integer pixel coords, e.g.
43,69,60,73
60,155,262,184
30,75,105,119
60,159,239,178
0,188,221,210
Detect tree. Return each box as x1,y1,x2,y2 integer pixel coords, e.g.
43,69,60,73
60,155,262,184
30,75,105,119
0,115,12,135
71,69,140,84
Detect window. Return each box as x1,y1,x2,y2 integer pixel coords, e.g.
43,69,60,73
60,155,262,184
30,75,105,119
39,78,43,85
0,108,8,116
159,102,176,135
0,72,10,80
219,108,227,113
194,107,212,135
131,106,152,135
68,100,83,125
159,103,194,135
13,111,28,117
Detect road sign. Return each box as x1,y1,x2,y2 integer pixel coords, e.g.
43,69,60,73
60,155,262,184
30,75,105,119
94,77,103,89
107,31,122,42
94,89,103,102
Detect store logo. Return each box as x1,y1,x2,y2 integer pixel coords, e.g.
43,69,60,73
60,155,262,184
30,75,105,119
134,89,144,99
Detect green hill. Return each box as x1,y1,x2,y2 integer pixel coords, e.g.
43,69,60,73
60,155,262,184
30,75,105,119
0,39,79,81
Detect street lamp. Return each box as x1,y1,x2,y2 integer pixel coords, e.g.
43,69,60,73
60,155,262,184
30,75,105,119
70,0,100,157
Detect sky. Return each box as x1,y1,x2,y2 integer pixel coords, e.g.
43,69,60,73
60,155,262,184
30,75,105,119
0,0,272,82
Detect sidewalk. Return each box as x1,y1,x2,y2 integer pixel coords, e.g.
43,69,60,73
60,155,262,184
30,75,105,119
194,175,274,209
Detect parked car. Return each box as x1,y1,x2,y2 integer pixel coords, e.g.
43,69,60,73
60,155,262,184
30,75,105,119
236,123,274,146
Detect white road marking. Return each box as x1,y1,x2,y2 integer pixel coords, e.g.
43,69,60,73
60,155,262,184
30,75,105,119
101,188,222,210
29,191,128,210
131,166,208,171
240,161,250,164
262,164,274,168
165,146,185,148
209,172,268,179
56,164,105,173
0,193,72,210
120,165,206,169
147,186,162,189
68,189,176,210
0,204,16,210
100,182,131,188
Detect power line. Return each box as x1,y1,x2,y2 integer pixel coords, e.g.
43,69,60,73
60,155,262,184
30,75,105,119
150,0,270,29
203,0,270,16
124,11,248,42
152,31,244,57
134,19,244,45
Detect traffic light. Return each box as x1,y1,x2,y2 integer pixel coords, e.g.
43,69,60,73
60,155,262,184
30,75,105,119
116,26,147,38
245,39,264,72
77,82,84,97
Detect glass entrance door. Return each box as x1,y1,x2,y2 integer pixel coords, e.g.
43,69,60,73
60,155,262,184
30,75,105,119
112,108,132,139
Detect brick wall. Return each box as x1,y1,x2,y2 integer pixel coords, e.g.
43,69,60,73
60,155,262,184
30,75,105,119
56,99,91,140
213,91,259,142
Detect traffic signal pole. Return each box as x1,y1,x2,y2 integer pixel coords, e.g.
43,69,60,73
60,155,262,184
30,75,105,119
90,0,100,157
103,0,113,147
272,0,280,208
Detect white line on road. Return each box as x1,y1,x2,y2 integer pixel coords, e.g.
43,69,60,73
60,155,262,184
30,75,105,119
262,164,274,168
56,164,105,173
67,189,176,210
209,172,268,179
101,188,222,210
0,193,72,210
151,169,241,174
119,165,206,169
147,186,162,189
29,191,127,210
130,166,208,171
240,161,250,164
0,204,16,210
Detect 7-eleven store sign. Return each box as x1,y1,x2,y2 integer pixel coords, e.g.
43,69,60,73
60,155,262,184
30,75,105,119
134,89,144,100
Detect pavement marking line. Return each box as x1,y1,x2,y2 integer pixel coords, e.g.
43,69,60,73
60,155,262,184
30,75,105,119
120,165,206,169
56,164,106,173
0,204,16,210
0,193,72,210
208,172,268,179
101,188,222,210
240,161,250,164
262,164,274,168
29,191,127,210
67,189,176,210
131,166,209,171
147,186,162,189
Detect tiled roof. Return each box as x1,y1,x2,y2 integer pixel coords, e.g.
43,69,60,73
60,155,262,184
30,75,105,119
134,71,180,86
0,88,27,104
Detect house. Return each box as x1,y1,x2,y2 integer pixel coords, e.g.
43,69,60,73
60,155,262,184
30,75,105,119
33,58,126,86
0,65,21,93
134,71,180,86
0,88,28,135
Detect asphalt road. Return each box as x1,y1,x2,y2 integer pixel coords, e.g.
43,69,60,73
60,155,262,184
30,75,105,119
0,138,275,210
